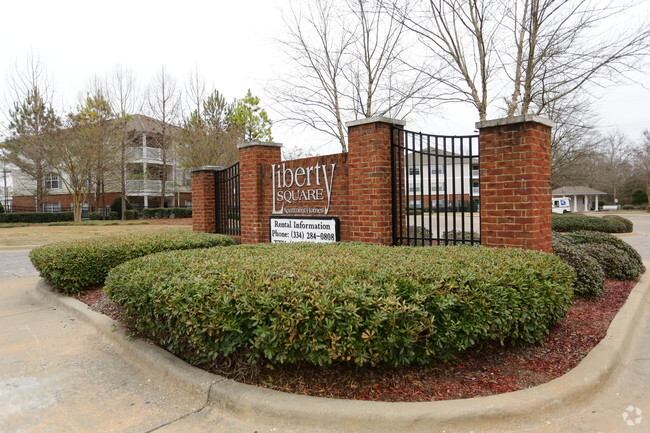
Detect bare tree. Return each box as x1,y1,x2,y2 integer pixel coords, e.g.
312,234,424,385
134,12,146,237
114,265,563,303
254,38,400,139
48,93,113,222
146,66,181,208
393,0,498,120
592,130,633,202
548,95,601,186
635,129,650,211
274,0,430,151
3,54,61,210
393,0,650,120
107,65,140,219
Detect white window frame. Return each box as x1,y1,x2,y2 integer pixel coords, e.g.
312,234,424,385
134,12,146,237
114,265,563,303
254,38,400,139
43,173,61,190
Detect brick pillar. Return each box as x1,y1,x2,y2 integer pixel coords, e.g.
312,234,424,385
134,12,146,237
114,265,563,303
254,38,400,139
477,115,554,252
191,166,222,233
346,116,406,245
238,141,282,244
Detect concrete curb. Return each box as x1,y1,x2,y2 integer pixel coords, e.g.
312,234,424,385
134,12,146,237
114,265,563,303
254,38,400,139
33,268,650,432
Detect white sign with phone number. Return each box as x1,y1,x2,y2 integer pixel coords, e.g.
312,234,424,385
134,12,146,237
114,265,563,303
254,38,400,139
270,217,339,243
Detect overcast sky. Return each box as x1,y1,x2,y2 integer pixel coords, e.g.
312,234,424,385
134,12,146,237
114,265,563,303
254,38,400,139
1,0,649,158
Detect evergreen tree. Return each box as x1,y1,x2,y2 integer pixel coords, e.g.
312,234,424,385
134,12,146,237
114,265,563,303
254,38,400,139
228,90,273,142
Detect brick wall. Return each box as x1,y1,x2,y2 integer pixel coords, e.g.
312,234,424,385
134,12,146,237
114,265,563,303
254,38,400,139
477,115,554,252
191,168,219,233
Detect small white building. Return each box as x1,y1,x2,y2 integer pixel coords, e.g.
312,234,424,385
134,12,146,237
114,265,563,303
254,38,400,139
552,186,607,212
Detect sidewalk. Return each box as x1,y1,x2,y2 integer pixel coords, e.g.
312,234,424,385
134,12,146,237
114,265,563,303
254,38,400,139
0,277,211,433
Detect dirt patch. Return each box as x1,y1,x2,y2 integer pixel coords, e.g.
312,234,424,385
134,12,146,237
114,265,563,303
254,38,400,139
77,278,637,402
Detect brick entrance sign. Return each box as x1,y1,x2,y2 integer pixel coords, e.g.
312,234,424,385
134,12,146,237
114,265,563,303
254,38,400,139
192,115,554,252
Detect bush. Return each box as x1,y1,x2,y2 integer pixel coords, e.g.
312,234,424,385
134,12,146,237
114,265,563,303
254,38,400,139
143,207,192,219
621,204,636,210
0,202,4,213
560,231,644,281
0,212,74,223
631,189,648,205
575,243,641,281
108,211,119,220
110,197,132,219
552,234,605,297
602,215,633,233
30,232,235,294
124,210,138,220
105,243,574,368
89,212,102,221
552,213,633,233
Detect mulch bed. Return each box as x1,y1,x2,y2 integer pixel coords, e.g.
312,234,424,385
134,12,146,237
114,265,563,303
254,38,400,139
75,278,637,402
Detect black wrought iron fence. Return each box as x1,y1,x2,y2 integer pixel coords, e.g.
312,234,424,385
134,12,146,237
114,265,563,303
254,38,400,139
214,163,240,236
391,127,480,246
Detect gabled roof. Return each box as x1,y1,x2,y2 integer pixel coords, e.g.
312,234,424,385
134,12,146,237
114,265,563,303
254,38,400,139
552,186,607,196
122,114,182,135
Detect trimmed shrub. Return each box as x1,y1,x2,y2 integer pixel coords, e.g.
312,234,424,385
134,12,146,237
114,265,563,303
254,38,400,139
29,232,235,294
561,231,644,281
561,231,643,268
108,211,119,220
143,207,192,219
602,215,633,233
89,212,102,220
552,213,633,233
110,197,133,219
0,212,74,223
105,243,574,368
552,234,605,297
575,243,641,281
124,210,138,220
621,204,636,210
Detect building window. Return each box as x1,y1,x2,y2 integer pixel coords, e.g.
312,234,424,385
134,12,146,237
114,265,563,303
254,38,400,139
408,166,421,176
409,184,421,193
431,165,445,175
43,203,61,213
43,174,61,189
184,200,192,208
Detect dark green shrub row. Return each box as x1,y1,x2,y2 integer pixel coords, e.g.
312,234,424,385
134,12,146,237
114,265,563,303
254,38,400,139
91,210,137,220
105,243,574,368
552,234,605,297
552,214,633,233
0,212,74,223
561,231,643,280
143,207,192,219
553,231,643,296
30,232,235,294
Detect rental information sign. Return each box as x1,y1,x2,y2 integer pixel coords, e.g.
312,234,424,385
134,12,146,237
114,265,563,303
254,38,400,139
270,216,339,243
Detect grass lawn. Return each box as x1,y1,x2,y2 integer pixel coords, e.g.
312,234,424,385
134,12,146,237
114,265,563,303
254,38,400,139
0,220,193,247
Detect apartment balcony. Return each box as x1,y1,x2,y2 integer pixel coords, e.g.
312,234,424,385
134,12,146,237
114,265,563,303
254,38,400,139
126,180,177,196
126,146,164,164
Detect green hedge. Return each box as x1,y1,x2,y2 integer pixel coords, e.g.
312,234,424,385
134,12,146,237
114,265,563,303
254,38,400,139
105,243,574,367
143,207,192,219
0,212,74,223
124,210,138,220
552,214,633,233
575,243,642,281
30,232,235,294
552,234,605,297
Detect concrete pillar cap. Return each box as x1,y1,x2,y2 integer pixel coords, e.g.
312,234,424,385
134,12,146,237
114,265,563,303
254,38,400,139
345,116,406,128
475,114,554,129
191,166,225,172
237,141,283,149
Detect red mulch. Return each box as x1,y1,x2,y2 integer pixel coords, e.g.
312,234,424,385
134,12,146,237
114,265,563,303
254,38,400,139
75,278,637,402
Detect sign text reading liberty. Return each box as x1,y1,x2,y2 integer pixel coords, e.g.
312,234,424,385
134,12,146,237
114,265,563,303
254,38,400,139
271,162,336,215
